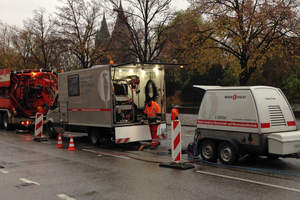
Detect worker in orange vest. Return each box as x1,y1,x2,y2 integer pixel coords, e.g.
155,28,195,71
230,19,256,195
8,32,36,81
143,97,161,148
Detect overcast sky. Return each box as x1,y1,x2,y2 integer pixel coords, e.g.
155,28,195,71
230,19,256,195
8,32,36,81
0,0,190,27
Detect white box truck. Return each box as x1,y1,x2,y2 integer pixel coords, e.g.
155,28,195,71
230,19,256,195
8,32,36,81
46,63,182,145
194,85,300,165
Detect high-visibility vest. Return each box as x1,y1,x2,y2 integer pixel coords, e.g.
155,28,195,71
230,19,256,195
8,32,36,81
144,101,161,117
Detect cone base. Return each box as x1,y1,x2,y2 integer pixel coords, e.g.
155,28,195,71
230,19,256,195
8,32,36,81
33,137,48,142
67,147,76,151
159,162,195,170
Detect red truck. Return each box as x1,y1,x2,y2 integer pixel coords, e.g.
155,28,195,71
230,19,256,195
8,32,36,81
0,68,58,130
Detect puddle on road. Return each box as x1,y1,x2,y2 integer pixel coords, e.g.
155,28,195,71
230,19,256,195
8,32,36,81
15,183,36,189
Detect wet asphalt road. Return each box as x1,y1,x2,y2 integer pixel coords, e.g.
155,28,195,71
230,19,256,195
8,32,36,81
1,124,300,199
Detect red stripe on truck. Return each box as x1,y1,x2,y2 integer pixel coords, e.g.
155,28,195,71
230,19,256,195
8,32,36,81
197,120,258,128
68,108,111,112
198,120,296,129
0,81,10,87
260,123,270,128
287,121,296,126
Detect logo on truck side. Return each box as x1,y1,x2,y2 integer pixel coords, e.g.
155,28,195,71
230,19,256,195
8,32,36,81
224,94,246,100
98,70,110,108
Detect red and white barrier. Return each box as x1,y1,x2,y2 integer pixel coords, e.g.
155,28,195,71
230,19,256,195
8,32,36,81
159,115,194,169
171,120,181,163
34,113,43,138
34,113,47,141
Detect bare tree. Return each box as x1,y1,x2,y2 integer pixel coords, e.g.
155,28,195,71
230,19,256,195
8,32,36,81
0,21,15,69
107,0,174,62
56,0,104,69
17,8,63,69
11,28,32,69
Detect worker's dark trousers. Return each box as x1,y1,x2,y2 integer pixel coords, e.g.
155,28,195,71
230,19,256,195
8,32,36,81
149,124,158,146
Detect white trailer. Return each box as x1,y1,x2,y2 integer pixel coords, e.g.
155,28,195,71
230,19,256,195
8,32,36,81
46,63,182,145
194,85,300,165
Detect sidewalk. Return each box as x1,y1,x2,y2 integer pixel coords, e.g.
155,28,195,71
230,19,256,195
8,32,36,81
166,113,197,126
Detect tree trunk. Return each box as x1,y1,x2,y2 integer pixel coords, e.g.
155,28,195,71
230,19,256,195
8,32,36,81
239,56,249,86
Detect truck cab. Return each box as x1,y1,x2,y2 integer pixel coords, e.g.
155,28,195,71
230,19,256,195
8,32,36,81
46,91,63,138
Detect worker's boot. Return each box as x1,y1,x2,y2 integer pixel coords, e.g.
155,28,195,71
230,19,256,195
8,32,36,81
151,139,158,147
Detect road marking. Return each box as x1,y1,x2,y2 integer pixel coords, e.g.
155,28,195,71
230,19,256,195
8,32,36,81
182,135,194,137
99,154,130,159
82,149,95,153
0,169,8,173
19,178,40,186
196,170,300,193
58,194,76,200
83,149,130,159
167,140,184,143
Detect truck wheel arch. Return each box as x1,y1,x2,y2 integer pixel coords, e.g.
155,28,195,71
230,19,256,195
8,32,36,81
47,122,58,139
3,112,11,130
89,128,100,146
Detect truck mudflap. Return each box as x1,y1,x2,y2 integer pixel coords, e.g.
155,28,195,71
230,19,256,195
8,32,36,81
115,123,167,143
268,131,300,155
115,124,152,143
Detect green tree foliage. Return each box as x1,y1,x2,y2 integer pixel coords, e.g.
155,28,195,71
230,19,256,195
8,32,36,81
281,75,300,100
165,68,182,96
162,9,223,73
218,64,239,86
188,0,300,85
180,64,225,102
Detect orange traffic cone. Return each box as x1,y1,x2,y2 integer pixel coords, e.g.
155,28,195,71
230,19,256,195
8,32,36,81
56,133,63,148
67,135,76,151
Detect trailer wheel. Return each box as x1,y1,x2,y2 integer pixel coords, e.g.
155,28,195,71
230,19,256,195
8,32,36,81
218,143,239,165
3,113,11,130
47,122,58,139
89,128,100,146
267,154,279,159
199,140,218,162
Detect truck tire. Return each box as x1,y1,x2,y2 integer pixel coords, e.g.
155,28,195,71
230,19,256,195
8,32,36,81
199,140,218,162
89,128,100,146
0,112,3,129
267,154,279,159
3,113,11,130
218,143,239,165
47,122,58,139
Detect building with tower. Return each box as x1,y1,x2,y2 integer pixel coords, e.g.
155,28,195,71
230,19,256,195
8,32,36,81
96,1,135,65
